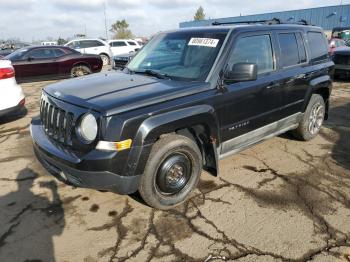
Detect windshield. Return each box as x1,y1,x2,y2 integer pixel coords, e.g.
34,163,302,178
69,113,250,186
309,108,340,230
5,47,29,60
127,30,228,81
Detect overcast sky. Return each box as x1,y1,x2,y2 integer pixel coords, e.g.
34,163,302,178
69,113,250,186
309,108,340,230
0,0,348,42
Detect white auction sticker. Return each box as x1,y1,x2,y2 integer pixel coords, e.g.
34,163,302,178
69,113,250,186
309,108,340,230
188,38,219,48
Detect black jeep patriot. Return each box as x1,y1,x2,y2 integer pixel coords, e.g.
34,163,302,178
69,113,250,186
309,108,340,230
31,21,334,209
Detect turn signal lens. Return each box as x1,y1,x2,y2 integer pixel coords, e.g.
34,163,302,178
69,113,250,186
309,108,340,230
96,139,132,151
116,139,132,151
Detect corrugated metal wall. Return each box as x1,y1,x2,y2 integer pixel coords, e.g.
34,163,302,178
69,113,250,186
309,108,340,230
180,4,350,30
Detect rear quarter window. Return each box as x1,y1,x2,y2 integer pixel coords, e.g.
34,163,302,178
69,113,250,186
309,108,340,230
307,32,328,63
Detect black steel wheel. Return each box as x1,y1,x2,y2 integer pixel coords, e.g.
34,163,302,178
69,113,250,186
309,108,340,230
155,152,192,195
139,134,202,210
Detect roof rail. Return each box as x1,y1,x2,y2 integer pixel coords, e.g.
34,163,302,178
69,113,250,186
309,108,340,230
212,18,311,26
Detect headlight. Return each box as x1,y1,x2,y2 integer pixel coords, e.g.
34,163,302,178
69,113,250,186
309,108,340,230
78,113,97,143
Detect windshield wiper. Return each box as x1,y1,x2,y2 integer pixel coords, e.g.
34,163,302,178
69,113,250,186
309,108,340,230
133,69,171,80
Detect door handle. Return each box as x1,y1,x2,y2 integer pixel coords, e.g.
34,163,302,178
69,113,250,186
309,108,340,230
266,81,281,89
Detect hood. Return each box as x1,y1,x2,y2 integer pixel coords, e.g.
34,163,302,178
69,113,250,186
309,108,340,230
333,47,350,55
44,71,209,116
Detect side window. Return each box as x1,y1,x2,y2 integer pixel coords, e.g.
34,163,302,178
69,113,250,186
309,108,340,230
307,32,328,63
53,49,66,57
127,41,136,46
26,48,55,59
229,34,274,75
81,40,104,48
67,41,80,49
112,41,127,47
278,33,299,67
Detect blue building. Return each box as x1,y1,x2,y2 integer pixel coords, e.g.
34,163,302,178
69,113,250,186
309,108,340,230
180,4,350,33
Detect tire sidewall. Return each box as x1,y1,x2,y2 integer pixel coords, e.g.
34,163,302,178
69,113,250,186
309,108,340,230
299,94,325,141
100,54,110,66
71,65,91,77
139,135,202,209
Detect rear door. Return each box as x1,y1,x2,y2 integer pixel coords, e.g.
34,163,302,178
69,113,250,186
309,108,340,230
83,40,105,55
218,32,285,155
110,41,129,55
274,31,309,118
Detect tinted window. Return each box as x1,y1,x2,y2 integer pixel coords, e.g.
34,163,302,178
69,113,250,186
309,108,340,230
67,41,80,49
307,32,328,63
26,48,55,59
111,41,127,47
296,33,307,63
229,34,274,74
278,33,299,67
81,40,104,48
53,49,66,57
5,48,29,60
127,41,136,46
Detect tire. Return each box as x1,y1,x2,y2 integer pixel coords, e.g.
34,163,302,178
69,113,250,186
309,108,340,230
139,134,202,210
100,54,110,66
70,65,91,78
292,94,325,141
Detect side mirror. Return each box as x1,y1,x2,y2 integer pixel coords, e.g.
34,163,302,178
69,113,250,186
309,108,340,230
224,63,258,83
27,56,34,61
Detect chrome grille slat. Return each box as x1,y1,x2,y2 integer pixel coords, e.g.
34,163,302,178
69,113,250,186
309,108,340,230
40,97,75,146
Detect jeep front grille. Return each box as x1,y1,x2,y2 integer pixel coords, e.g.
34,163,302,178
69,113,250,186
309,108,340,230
40,97,74,145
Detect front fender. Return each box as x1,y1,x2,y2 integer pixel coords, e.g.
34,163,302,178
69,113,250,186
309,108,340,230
123,105,220,176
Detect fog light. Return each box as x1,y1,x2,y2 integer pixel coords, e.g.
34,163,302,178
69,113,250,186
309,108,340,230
96,139,132,151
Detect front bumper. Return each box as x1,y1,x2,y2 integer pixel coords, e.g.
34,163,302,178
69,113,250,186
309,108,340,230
0,100,25,117
30,118,141,195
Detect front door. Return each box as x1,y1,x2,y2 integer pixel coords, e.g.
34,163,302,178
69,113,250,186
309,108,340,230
217,32,285,156
18,48,59,79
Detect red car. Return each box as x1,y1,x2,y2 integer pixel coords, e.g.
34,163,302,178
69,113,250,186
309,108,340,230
4,46,103,83
329,38,347,54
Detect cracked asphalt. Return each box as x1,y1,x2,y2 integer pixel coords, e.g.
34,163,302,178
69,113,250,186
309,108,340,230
0,78,350,262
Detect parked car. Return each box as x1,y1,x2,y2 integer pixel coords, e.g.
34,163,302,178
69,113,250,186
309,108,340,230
4,46,103,83
108,39,141,56
329,38,347,54
65,39,112,66
112,52,135,69
332,46,350,79
0,43,30,58
0,60,25,117
31,20,333,210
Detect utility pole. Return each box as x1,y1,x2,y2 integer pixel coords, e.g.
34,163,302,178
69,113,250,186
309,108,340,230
104,2,108,40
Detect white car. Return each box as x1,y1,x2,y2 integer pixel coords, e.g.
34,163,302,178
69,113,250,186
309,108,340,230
65,39,112,66
0,60,25,117
108,39,142,56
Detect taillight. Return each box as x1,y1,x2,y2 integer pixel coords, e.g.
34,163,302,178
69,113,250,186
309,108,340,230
0,67,15,80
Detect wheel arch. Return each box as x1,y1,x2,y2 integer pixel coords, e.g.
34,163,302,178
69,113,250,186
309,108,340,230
72,61,91,70
303,75,332,120
123,105,220,177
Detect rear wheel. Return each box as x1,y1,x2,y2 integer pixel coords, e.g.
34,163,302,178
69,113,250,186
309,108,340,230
139,134,202,210
70,65,91,78
292,94,325,141
100,54,110,66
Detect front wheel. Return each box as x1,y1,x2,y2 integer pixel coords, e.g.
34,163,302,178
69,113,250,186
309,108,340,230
292,94,325,141
139,134,202,210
